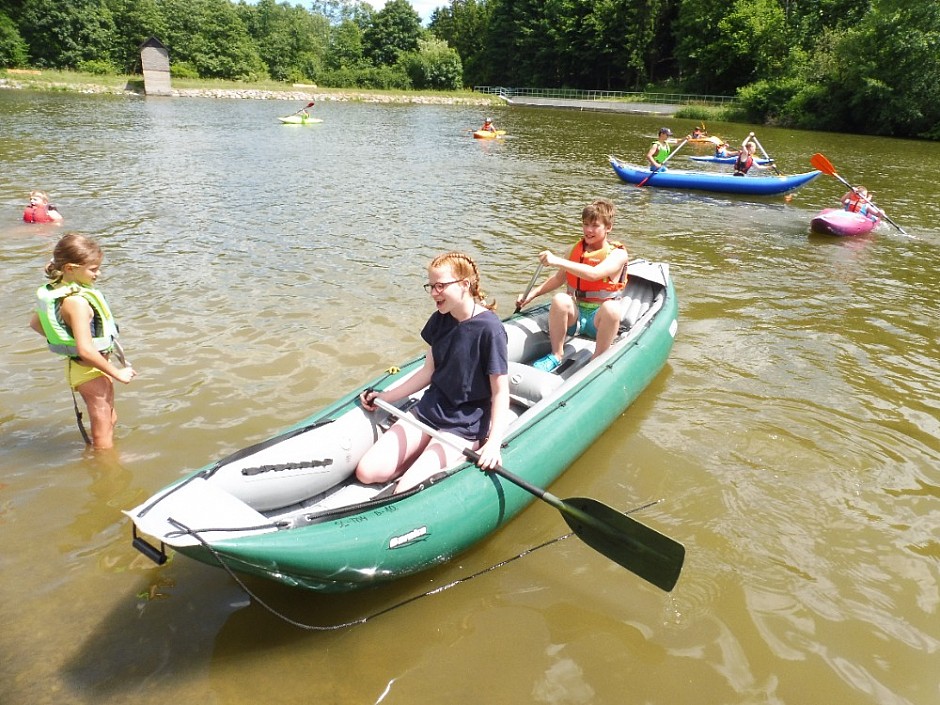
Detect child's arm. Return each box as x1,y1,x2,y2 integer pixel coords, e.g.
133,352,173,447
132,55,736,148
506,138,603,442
515,266,565,309
60,297,135,384
476,373,509,470
29,313,44,336
541,247,628,282
361,349,435,410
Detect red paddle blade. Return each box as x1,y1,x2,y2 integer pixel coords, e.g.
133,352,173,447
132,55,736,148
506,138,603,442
810,153,836,176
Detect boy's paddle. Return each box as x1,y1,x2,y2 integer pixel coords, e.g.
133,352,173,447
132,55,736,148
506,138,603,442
292,101,315,116
809,153,908,236
514,263,544,313
374,399,685,591
638,139,688,187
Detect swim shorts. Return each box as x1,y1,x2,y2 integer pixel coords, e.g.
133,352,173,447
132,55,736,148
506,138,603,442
67,358,107,390
567,302,602,339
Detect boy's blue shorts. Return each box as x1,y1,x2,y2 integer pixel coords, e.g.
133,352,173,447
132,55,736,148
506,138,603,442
567,302,601,339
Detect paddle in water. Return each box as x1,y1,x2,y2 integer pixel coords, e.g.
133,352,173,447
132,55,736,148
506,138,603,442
638,138,688,188
373,399,685,591
809,153,909,236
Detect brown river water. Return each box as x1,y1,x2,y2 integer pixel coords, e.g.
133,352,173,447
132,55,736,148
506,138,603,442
1,89,938,704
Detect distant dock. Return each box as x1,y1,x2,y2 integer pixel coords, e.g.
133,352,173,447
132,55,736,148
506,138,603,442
501,95,676,115
475,86,734,117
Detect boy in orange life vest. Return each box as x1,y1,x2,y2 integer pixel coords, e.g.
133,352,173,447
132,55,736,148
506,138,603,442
516,198,629,372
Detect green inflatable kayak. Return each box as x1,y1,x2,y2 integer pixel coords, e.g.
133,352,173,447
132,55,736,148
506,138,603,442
126,260,681,593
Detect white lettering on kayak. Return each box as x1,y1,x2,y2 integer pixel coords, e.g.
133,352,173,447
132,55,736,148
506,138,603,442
389,526,428,549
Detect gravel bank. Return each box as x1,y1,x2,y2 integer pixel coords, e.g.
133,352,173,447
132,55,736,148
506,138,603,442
0,75,495,105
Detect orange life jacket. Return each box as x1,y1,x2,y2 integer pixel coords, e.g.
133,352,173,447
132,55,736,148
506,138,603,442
23,204,57,223
565,240,628,302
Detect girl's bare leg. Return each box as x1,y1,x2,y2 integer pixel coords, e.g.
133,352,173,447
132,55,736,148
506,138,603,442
356,416,430,485
77,375,116,449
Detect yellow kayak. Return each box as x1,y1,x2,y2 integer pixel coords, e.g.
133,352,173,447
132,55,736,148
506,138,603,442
473,129,506,139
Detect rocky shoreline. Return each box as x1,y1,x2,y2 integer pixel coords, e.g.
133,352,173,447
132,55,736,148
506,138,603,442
0,74,496,106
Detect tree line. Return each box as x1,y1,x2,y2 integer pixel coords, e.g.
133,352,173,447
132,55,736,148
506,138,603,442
1,0,937,139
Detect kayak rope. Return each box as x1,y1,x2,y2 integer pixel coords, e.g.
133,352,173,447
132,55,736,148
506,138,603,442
168,499,663,631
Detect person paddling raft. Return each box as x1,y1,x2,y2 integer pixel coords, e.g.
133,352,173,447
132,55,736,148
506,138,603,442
714,141,739,158
481,117,497,133
841,186,883,221
733,133,774,176
516,198,629,372
646,127,673,172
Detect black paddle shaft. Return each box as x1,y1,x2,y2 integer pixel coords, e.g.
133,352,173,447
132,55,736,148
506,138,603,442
482,457,685,592
372,399,685,591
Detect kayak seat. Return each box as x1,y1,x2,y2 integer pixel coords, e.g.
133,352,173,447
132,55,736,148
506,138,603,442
504,313,552,363
507,361,564,408
619,281,656,331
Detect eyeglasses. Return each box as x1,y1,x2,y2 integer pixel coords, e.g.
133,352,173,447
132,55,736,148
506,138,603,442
423,280,463,294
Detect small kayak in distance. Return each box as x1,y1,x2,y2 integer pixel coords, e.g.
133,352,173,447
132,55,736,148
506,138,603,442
278,115,323,124
670,135,722,146
810,208,878,237
473,129,506,140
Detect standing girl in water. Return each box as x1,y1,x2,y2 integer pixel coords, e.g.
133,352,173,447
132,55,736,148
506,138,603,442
29,233,136,449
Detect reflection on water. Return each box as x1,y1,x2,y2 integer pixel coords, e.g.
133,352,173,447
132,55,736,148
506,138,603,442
1,90,938,705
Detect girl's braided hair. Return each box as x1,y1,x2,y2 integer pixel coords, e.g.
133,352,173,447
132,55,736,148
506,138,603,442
429,251,497,312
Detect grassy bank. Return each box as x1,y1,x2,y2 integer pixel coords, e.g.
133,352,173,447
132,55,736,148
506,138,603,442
0,68,500,105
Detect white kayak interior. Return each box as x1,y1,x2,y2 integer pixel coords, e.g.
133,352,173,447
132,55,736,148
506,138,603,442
126,261,669,549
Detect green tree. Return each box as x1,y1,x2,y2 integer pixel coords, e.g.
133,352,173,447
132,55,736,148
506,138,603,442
429,0,492,86
482,0,549,85
399,36,462,89
18,0,118,69
240,0,329,82
675,0,787,94
106,0,167,72
310,0,375,25
362,0,422,66
326,18,367,70
809,1,940,137
158,0,266,80
736,0,940,138
584,0,673,89
0,11,28,67
784,0,871,49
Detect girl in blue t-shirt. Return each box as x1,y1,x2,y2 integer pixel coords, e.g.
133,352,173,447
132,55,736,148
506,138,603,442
357,252,509,494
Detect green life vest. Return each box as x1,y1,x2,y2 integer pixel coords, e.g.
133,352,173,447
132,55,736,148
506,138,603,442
35,282,119,358
651,141,671,165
